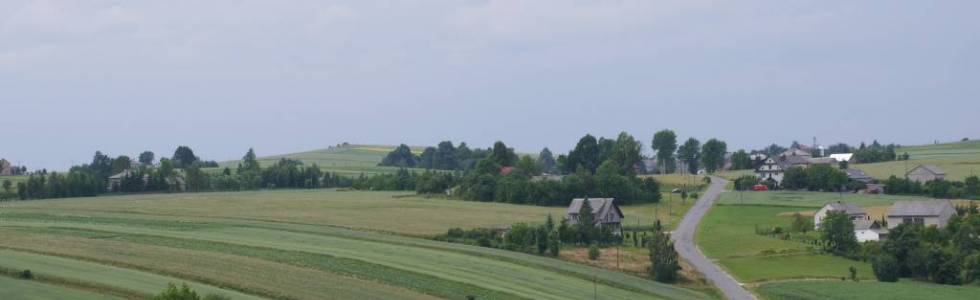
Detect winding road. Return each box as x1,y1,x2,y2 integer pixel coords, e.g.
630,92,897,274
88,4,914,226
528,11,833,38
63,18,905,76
672,176,758,300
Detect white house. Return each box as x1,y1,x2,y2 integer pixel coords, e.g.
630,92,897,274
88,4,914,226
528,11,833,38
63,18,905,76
887,200,956,229
756,157,785,183
854,219,888,242
829,153,855,164
906,165,947,183
814,202,867,229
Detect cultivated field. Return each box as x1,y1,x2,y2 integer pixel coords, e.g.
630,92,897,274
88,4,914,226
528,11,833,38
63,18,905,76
218,144,426,176
0,189,709,299
855,140,980,181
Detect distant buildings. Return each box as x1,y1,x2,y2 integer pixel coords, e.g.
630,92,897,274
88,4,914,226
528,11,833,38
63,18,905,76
566,198,624,234
814,202,867,229
906,164,947,183
887,200,956,229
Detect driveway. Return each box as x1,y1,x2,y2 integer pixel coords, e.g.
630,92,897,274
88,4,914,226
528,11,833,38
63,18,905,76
672,176,757,300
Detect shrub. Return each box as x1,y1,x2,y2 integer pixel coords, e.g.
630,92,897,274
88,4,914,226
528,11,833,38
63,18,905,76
588,244,600,260
19,269,33,280
872,255,900,282
154,283,199,300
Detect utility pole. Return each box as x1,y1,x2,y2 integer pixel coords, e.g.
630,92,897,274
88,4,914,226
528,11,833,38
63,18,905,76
593,275,597,300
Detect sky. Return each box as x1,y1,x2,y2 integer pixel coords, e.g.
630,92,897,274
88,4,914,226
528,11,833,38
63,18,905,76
1,0,978,170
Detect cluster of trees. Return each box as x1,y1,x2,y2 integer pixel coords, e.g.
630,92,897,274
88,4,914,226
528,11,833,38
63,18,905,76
781,164,855,191
14,169,104,200
853,141,900,163
647,130,730,174
379,142,515,172
884,175,980,199
455,135,661,206
153,282,229,300
816,208,980,285
648,221,681,283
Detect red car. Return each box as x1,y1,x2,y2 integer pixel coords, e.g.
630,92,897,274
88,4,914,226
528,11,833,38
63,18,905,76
752,184,769,191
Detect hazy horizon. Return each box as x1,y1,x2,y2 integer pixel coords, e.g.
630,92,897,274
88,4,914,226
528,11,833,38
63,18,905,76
2,1,978,171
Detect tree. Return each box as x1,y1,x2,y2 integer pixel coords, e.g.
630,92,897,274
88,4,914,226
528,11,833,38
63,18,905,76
172,146,199,168
648,230,680,283
577,199,596,244
2,179,12,194
154,283,200,300
567,135,599,174
764,143,788,157
516,155,538,176
782,167,808,190
872,254,900,282
700,139,727,173
89,151,114,179
139,151,155,165
435,141,459,170
611,132,642,175
821,210,859,254
380,144,418,168
237,148,261,174
548,230,561,256
588,244,600,260
729,150,751,170
651,130,678,174
536,148,557,174
926,247,961,285
677,138,700,174
491,141,517,167
111,155,132,174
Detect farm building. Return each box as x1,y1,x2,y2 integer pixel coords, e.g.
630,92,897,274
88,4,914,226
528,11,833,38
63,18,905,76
886,200,956,229
906,164,946,183
854,219,888,242
814,202,867,229
566,198,624,234
844,168,873,184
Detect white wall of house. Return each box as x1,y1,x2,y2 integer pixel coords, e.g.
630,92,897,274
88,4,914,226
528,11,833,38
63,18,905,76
855,229,881,242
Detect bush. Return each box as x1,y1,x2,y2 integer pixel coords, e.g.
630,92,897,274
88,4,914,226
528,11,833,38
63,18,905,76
19,269,33,280
588,244,600,260
154,283,200,300
872,255,900,282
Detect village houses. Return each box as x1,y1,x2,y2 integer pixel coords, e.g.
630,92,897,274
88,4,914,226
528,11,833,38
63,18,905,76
566,198,625,235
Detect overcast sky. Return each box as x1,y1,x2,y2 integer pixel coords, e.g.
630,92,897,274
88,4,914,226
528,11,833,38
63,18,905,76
2,0,978,170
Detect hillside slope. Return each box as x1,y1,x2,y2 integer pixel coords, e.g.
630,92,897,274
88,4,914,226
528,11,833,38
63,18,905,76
856,140,980,180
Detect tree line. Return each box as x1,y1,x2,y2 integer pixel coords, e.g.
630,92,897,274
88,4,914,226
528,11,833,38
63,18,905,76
884,175,980,199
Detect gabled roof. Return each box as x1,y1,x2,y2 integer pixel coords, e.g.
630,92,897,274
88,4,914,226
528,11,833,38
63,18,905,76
567,198,624,223
908,164,946,176
823,202,866,216
781,148,812,157
888,200,955,217
807,157,837,165
854,219,887,232
844,168,872,180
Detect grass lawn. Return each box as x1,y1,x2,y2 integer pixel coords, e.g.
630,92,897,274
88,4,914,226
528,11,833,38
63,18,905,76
622,193,696,230
0,276,123,300
0,189,710,300
716,191,929,208
217,144,429,176
855,140,980,181
756,280,980,300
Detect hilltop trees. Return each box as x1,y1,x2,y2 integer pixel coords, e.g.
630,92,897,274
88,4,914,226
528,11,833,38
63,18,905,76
491,141,517,167
536,148,557,174
651,130,678,174
139,151,155,165
700,139,727,173
380,144,417,168
565,135,600,174
730,150,752,170
677,138,701,174
611,132,643,176
172,146,199,168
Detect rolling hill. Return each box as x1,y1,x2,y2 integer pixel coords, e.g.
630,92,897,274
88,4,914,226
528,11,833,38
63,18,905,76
855,140,980,181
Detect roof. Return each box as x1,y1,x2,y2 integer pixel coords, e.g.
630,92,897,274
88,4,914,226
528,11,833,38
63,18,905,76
854,219,887,232
823,202,866,216
908,164,946,176
566,198,624,223
829,153,854,162
499,166,516,176
807,157,838,165
845,168,872,180
888,200,954,217
781,148,812,157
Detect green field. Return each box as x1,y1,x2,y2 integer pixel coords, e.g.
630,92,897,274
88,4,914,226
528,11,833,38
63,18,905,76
0,190,708,299
855,140,980,181
717,191,928,208
218,144,428,176
0,276,122,300
757,280,980,300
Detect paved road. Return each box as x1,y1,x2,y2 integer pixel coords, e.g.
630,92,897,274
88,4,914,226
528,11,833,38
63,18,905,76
672,176,757,300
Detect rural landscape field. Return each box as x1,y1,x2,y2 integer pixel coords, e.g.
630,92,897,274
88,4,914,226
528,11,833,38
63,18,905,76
3,2,978,300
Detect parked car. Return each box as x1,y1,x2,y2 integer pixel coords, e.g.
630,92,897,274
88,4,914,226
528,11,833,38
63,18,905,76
752,184,769,191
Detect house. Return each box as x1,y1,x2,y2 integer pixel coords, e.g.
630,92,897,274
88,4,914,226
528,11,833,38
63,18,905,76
566,198,624,234
807,157,838,165
854,219,888,242
906,164,946,183
106,169,150,192
829,153,855,164
814,201,867,229
499,166,516,176
756,157,786,183
531,174,565,182
844,168,874,184
887,200,956,229
781,148,813,158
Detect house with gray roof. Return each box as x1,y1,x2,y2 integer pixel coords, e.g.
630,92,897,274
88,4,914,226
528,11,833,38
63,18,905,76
854,219,888,242
887,200,956,229
566,198,624,234
845,168,873,184
815,201,868,229
906,164,946,183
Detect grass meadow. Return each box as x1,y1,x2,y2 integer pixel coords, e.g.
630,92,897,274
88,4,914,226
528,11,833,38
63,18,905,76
756,280,980,300
0,189,709,300
217,144,428,176
855,140,980,181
